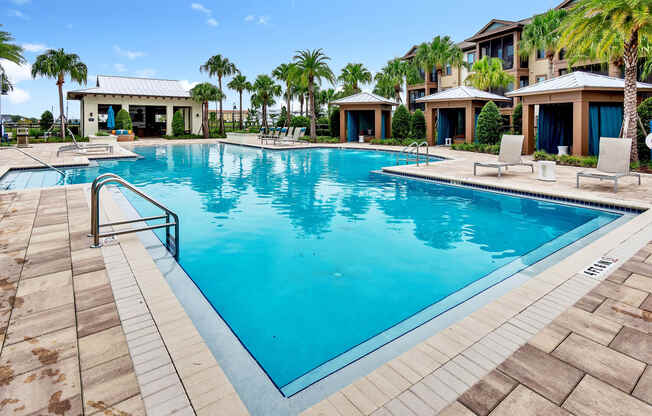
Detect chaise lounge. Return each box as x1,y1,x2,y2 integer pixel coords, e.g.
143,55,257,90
473,134,534,177
576,137,641,192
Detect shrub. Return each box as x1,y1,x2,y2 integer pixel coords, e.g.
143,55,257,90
329,109,340,137
290,115,310,135
115,109,132,130
411,109,426,140
476,101,502,145
95,131,110,136
172,110,185,136
637,97,652,162
369,137,414,146
28,128,41,137
451,142,500,154
299,136,340,143
39,110,54,131
533,150,598,167
512,102,522,135
392,105,410,139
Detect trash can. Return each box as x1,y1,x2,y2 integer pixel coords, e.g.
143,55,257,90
537,160,557,182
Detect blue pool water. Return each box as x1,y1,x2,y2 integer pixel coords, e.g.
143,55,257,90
0,144,620,395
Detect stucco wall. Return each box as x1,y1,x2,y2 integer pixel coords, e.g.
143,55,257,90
76,95,203,137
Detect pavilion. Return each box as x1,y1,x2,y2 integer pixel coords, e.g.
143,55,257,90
331,92,398,142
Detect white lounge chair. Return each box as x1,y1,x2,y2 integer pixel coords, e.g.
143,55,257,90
577,137,641,192
473,134,534,177
57,131,113,156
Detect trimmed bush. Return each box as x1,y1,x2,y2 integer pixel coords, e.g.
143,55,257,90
392,105,410,139
512,102,522,135
637,97,652,161
290,115,310,135
329,109,340,137
40,110,53,131
172,110,185,136
476,101,502,145
115,109,133,130
411,109,426,140
28,128,41,137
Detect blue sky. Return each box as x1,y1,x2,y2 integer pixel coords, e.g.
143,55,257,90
2,0,562,118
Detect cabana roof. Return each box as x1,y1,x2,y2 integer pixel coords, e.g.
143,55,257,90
330,91,398,106
416,86,511,103
506,71,652,97
68,75,191,99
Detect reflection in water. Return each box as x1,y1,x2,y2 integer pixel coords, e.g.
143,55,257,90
0,143,618,390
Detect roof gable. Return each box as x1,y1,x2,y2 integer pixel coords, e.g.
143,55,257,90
416,86,511,102
69,75,191,98
506,71,652,96
330,91,398,106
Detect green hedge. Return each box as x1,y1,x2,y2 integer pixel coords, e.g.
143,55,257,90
392,105,410,139
299,136,340,143
115,109,133,130
411,109,426,140
512,102,522,135
172,110,185,136
369,137,415,146
637,97,652,162
476,101,502,145
329,110,340,137
451,142,500,154
533,150,597,167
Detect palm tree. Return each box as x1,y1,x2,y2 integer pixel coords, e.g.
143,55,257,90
376,58,415,103
200,54,238,134
448,45,466,86
519,9,569,79
293,49,335,139
320,88,338,114
0,25,25,72
227,74,252,130
250,74,282,130
31,49,87,139
0,72,11,93
294,82,308,116
372,73,396,99
559,0,652,161
415,35,457,92
272,63,298,127
338,63,372,93
190,82,220,138
465,56,515,92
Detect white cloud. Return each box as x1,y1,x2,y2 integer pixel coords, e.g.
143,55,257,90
10,0,31,5
113,45,145,60
258,16,269,25
244,15,270,25
179,80,198,91
135,68,156,77
0,59,32,83
22,43,47,53
114,63,127,72
191,3,211,14
8,10,28,19
206,18,218,26
244,15,254,22
7,87,29,104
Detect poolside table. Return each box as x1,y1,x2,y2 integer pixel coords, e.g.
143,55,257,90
537,160,557,182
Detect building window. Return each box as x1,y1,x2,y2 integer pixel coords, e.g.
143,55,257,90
429,88,437,95
520,56,529,69
446,64,452,76
467,52,475,65
558,48,566,61
418,69,425,82
536,49,546,59
430,69,437,83
478,35,514,69
536,75,546,83
559,68,569,76
519,76,529,88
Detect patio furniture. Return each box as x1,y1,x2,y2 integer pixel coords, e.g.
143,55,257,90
473,134,534,177
576,137,641,192
57,130,114,156
537,160,557,182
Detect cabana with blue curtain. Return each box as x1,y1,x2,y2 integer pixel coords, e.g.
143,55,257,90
417,86,512,145
507,71,652,155
331,92,398,142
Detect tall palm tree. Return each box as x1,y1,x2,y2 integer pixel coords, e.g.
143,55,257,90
31,49,87,139
372,73,396,99
320,88,338,114
0,25,25,72
375,59,411,103
227,74,252,130
250,74,282,130
272,63,298,126
0,72,12,93
464,56,515,92
200,54,238,134
448,45,466,86
338,63,372,93
190,82,220,138
519,9,569,79
293,49,335,139
560,0,652,161
294,82,308,116
415,35,457,92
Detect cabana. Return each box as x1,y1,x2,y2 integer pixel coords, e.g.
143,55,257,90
331,92,398,142
506,72,652,156
416,86,511,145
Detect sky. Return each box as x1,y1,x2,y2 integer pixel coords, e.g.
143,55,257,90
2,0,562,118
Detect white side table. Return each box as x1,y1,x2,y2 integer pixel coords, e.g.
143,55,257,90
537,161,557,182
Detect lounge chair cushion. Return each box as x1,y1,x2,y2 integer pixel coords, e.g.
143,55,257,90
597,137,631,174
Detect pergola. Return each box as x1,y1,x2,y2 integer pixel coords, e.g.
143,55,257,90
507,72,652,156
331,92,398,142
416,86,511,145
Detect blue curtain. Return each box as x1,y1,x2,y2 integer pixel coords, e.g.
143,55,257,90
537,104,573,153
588,103,623,155
437,109,452,145
381,112,386,139
359,111,374,135
347,111,358,142
474,110,480,143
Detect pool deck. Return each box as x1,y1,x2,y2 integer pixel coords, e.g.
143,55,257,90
1,139,651,415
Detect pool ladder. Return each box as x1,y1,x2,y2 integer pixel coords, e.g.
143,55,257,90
89,173,179,259
396,141,429,166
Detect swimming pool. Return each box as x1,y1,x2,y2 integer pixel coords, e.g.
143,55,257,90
0,144,621,396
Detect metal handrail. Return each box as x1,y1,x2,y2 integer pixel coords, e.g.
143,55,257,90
90,173,179,259
396,142,419,165
417,141,429,167
1,147,66,177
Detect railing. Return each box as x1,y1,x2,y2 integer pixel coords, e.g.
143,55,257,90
90,173,179,259
396,141,430,167
1,147,66,177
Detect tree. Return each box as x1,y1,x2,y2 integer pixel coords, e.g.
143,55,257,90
250,74,282,130
415,35,458,92
636,97,652,161
512,102,523,135
320,88,337,114
338,63,372,93
0,25,25,70
329,108,340,137
40,110,54,131
375,58,412,103
411,109,426,139
190,82,220,138
519,9,569,79
200,54,238,134
293,49,335,139
227,74,251,130
115,109,132,130
172,110,185,136
559,0,652,162
31,49,87,139
392,105,411,139
464,56,514,92
272,63,298,127
476,101,502,144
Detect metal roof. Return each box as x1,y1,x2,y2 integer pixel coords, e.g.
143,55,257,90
507,71,652,96
330,91,398,106
417,86,511,102
68,75,191,98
